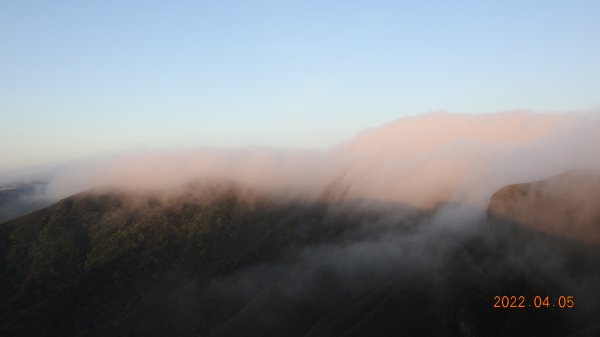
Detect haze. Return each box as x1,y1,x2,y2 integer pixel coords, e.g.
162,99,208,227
0,111,596,217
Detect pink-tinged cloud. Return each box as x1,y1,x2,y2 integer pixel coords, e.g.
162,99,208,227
31,110,600,210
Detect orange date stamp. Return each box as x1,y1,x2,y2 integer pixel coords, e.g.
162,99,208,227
493,295,574,309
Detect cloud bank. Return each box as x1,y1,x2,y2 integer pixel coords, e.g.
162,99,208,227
5,110,600,210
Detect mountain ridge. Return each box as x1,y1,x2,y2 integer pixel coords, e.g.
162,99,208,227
1,177,599,336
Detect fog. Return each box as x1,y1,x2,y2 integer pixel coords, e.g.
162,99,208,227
3,110,600,239
4,110,595,209
2,110,600,336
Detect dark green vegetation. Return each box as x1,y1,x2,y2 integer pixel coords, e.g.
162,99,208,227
0,186,599,337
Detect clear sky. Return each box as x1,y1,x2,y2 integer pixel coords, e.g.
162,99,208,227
1,0,599,171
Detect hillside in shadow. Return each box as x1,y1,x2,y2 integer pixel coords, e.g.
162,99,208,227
0,183,599,337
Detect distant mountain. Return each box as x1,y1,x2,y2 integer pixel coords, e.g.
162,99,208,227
0,181,51,223
0,181,599,336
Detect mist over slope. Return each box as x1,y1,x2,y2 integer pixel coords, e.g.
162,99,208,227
4,110,598,212
1,181,599,336
1,111,599,336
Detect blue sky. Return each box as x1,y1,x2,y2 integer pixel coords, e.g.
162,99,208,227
1,0,599,170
